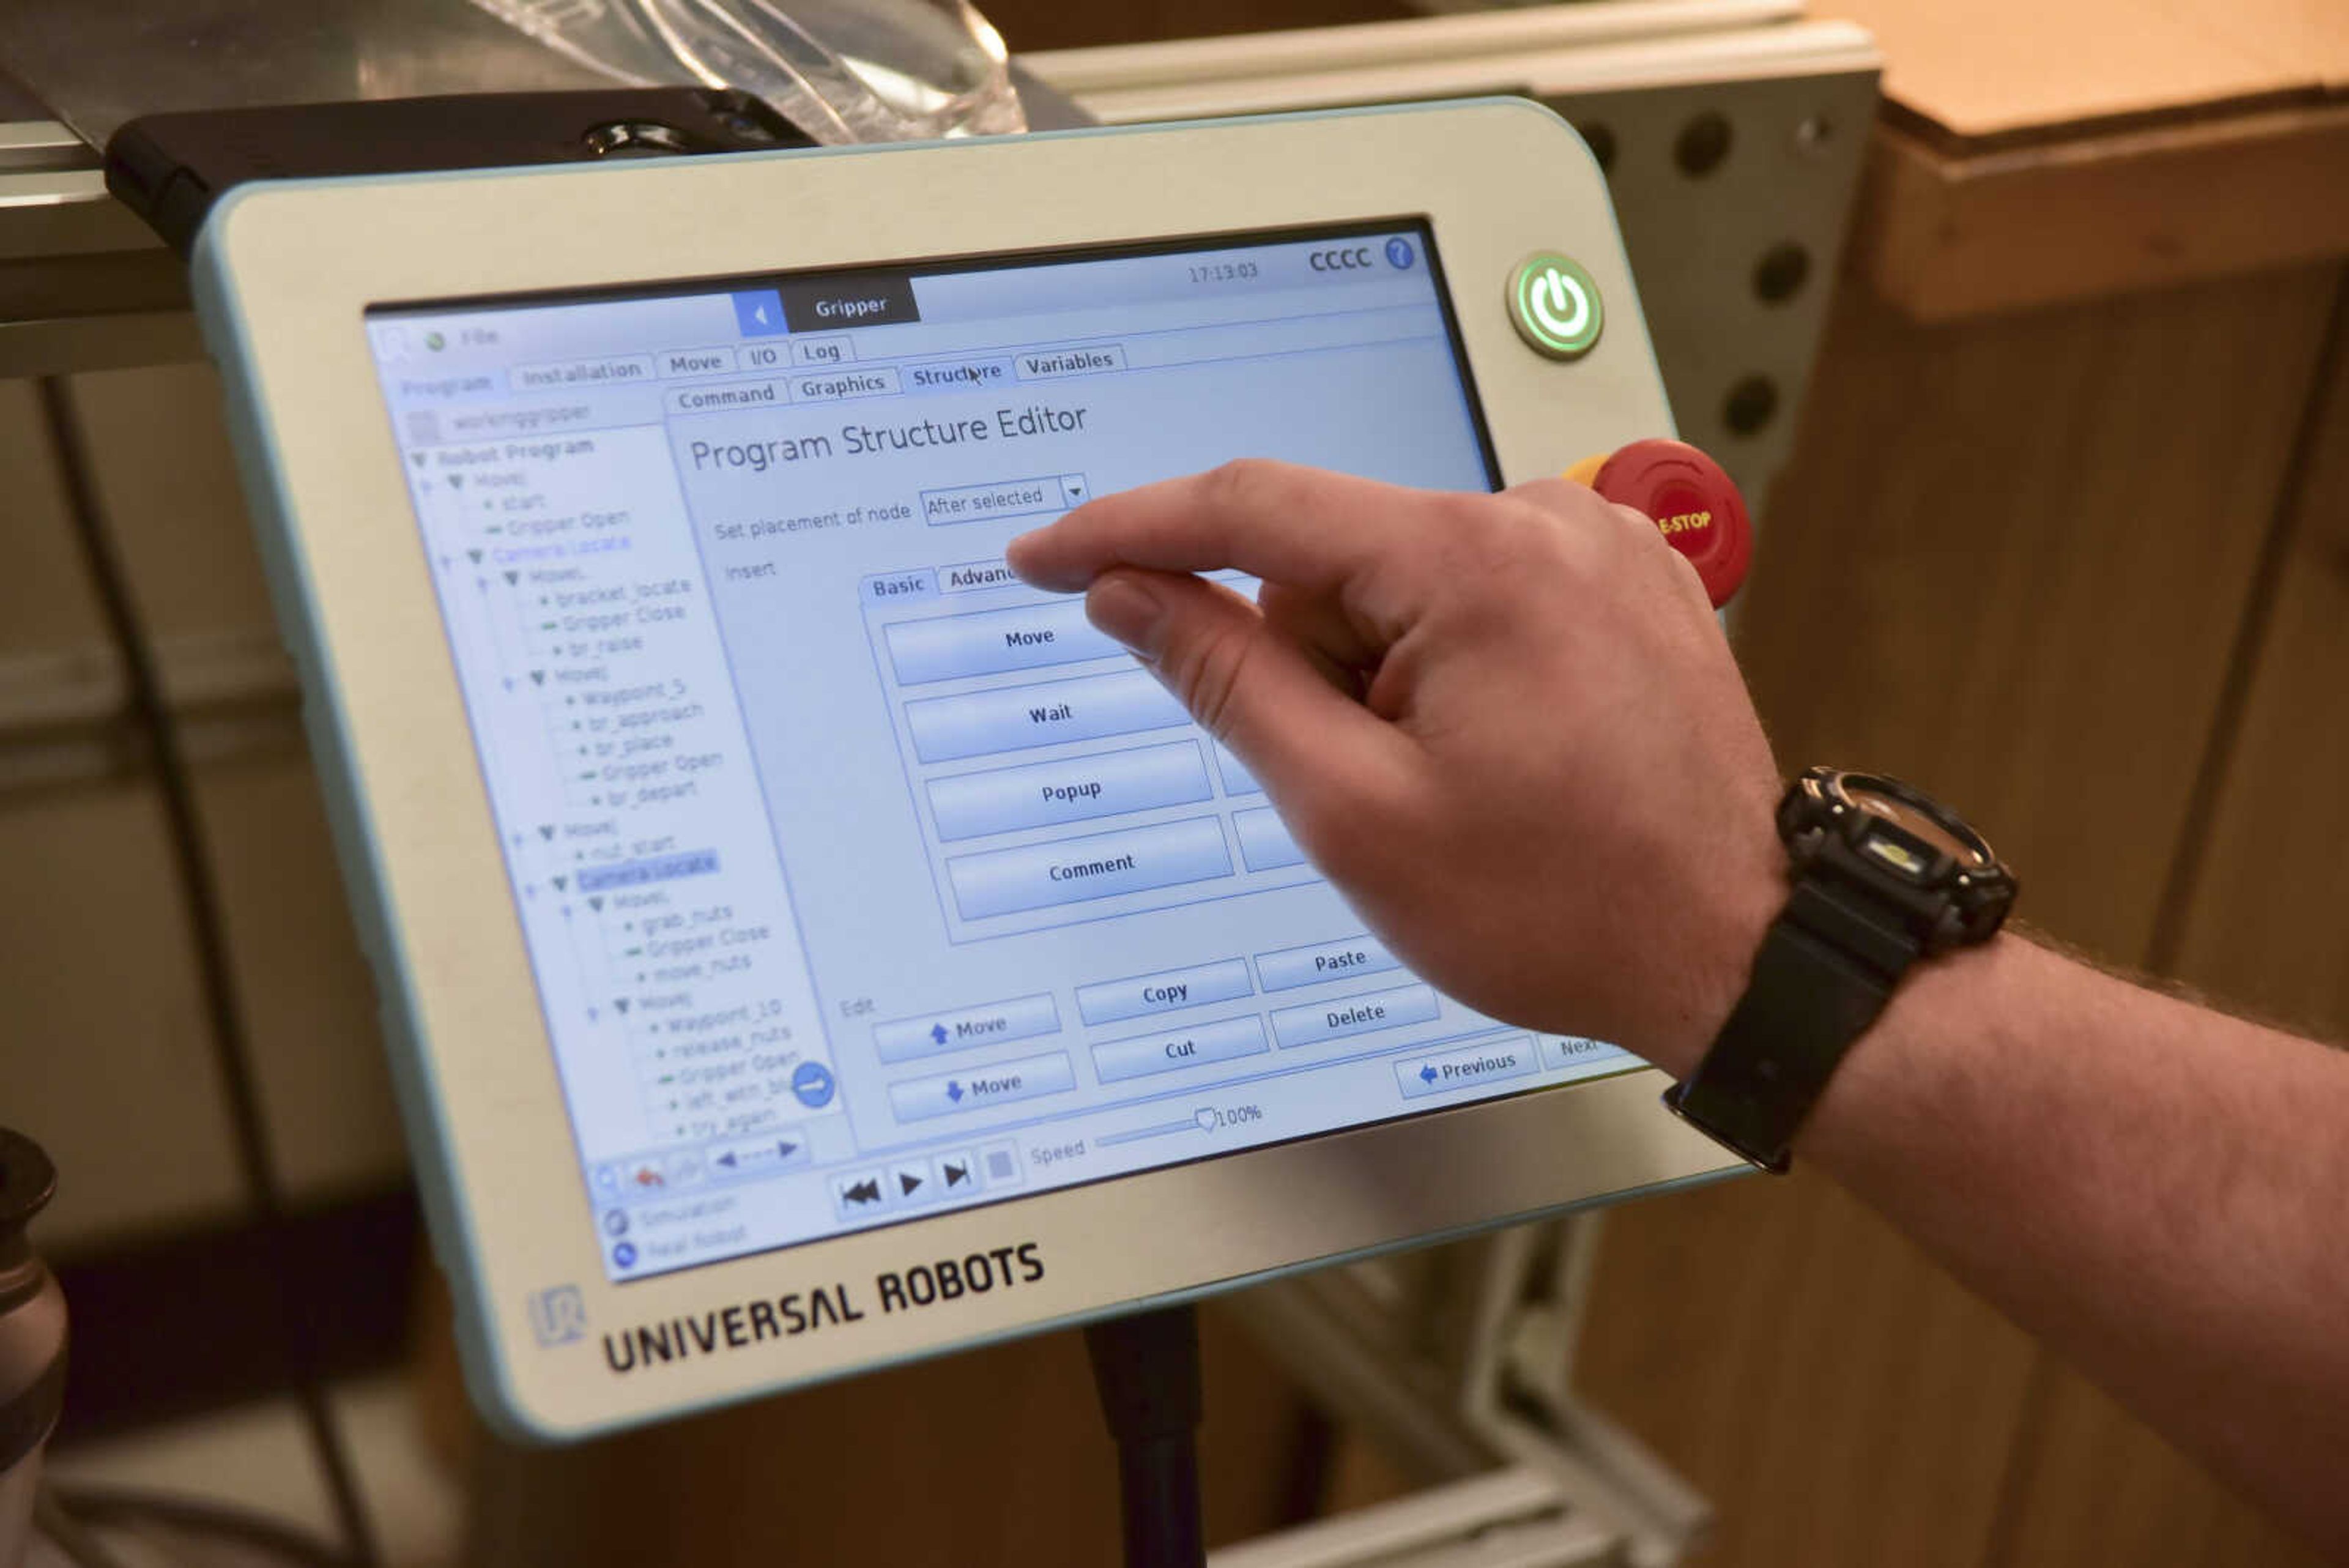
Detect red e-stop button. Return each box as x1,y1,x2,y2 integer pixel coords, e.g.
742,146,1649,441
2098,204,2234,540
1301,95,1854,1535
1572,439,1752,608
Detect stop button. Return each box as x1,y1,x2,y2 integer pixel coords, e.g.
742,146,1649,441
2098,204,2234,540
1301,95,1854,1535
1589,439,1751,608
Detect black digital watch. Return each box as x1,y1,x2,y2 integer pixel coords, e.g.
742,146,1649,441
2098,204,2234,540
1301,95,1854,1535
1664,768,2017,1172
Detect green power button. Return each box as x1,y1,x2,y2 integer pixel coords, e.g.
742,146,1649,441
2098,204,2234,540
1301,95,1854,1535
1507,253,1604,360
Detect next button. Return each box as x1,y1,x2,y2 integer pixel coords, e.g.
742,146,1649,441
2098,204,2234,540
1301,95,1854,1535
1270,983,1439,1050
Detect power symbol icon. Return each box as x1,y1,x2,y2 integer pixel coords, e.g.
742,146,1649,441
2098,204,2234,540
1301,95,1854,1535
1507,253,1605,360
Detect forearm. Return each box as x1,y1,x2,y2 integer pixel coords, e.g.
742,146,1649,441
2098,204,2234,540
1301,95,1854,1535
1772,935,2349,1552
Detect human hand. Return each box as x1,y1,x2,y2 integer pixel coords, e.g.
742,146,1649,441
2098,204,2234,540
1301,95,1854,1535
1005,460,1786,1077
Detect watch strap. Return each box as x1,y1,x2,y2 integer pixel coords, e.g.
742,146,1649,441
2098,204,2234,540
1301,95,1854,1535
1663,877,1920,1171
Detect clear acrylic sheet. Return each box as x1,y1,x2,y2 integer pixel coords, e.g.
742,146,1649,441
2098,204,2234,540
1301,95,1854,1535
467,0,1026,143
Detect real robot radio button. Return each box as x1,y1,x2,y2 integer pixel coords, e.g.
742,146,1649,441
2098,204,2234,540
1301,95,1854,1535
1506,252,1604,361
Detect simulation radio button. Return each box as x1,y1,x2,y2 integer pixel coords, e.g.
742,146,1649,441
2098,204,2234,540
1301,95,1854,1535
1506,252,1605,360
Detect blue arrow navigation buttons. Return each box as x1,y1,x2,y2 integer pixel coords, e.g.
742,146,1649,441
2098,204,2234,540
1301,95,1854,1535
1395,1037,1537,1100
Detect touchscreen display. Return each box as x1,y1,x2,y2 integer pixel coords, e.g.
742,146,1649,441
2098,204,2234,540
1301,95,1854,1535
364,223,1636,1282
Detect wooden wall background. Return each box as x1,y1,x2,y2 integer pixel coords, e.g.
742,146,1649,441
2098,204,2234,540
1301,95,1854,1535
3,2,2343,1562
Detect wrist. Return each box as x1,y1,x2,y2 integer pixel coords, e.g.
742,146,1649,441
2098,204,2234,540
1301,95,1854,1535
1657,769,2019,1172
1647,842,1784,1082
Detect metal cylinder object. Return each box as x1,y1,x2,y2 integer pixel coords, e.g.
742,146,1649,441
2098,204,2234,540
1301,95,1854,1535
0,1131,64,1568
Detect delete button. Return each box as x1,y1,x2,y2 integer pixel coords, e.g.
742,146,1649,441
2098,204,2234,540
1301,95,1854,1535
1269,983,1438,1049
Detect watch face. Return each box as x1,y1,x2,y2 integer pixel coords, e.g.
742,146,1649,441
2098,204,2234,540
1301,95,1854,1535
1846,782,1987,869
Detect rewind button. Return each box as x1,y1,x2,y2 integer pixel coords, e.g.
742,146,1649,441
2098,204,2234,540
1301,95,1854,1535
833,1169,888,1220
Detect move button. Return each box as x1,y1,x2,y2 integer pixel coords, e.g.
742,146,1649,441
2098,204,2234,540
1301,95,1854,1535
888,1052,1077,1124
874,992,1060,1065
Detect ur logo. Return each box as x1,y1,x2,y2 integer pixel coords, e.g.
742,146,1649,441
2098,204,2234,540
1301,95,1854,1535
529,1285,588,1347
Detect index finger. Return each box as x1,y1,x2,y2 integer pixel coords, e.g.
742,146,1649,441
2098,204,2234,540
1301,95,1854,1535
1006,458,1453,594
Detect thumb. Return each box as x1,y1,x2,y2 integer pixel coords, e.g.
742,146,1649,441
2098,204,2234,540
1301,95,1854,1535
1085,568,1411,816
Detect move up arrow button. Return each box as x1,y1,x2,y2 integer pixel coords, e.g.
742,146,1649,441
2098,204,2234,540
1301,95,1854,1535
874,993,1062,1065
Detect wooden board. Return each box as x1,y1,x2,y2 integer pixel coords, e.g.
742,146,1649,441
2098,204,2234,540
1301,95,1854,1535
1811,0,2346,140
1573,259,2345,1568
462,1303,1316,1565
1970,251,2349,1568
1854,105,2349,321
2169,291,2349,1042
1983,1370,2329,1568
